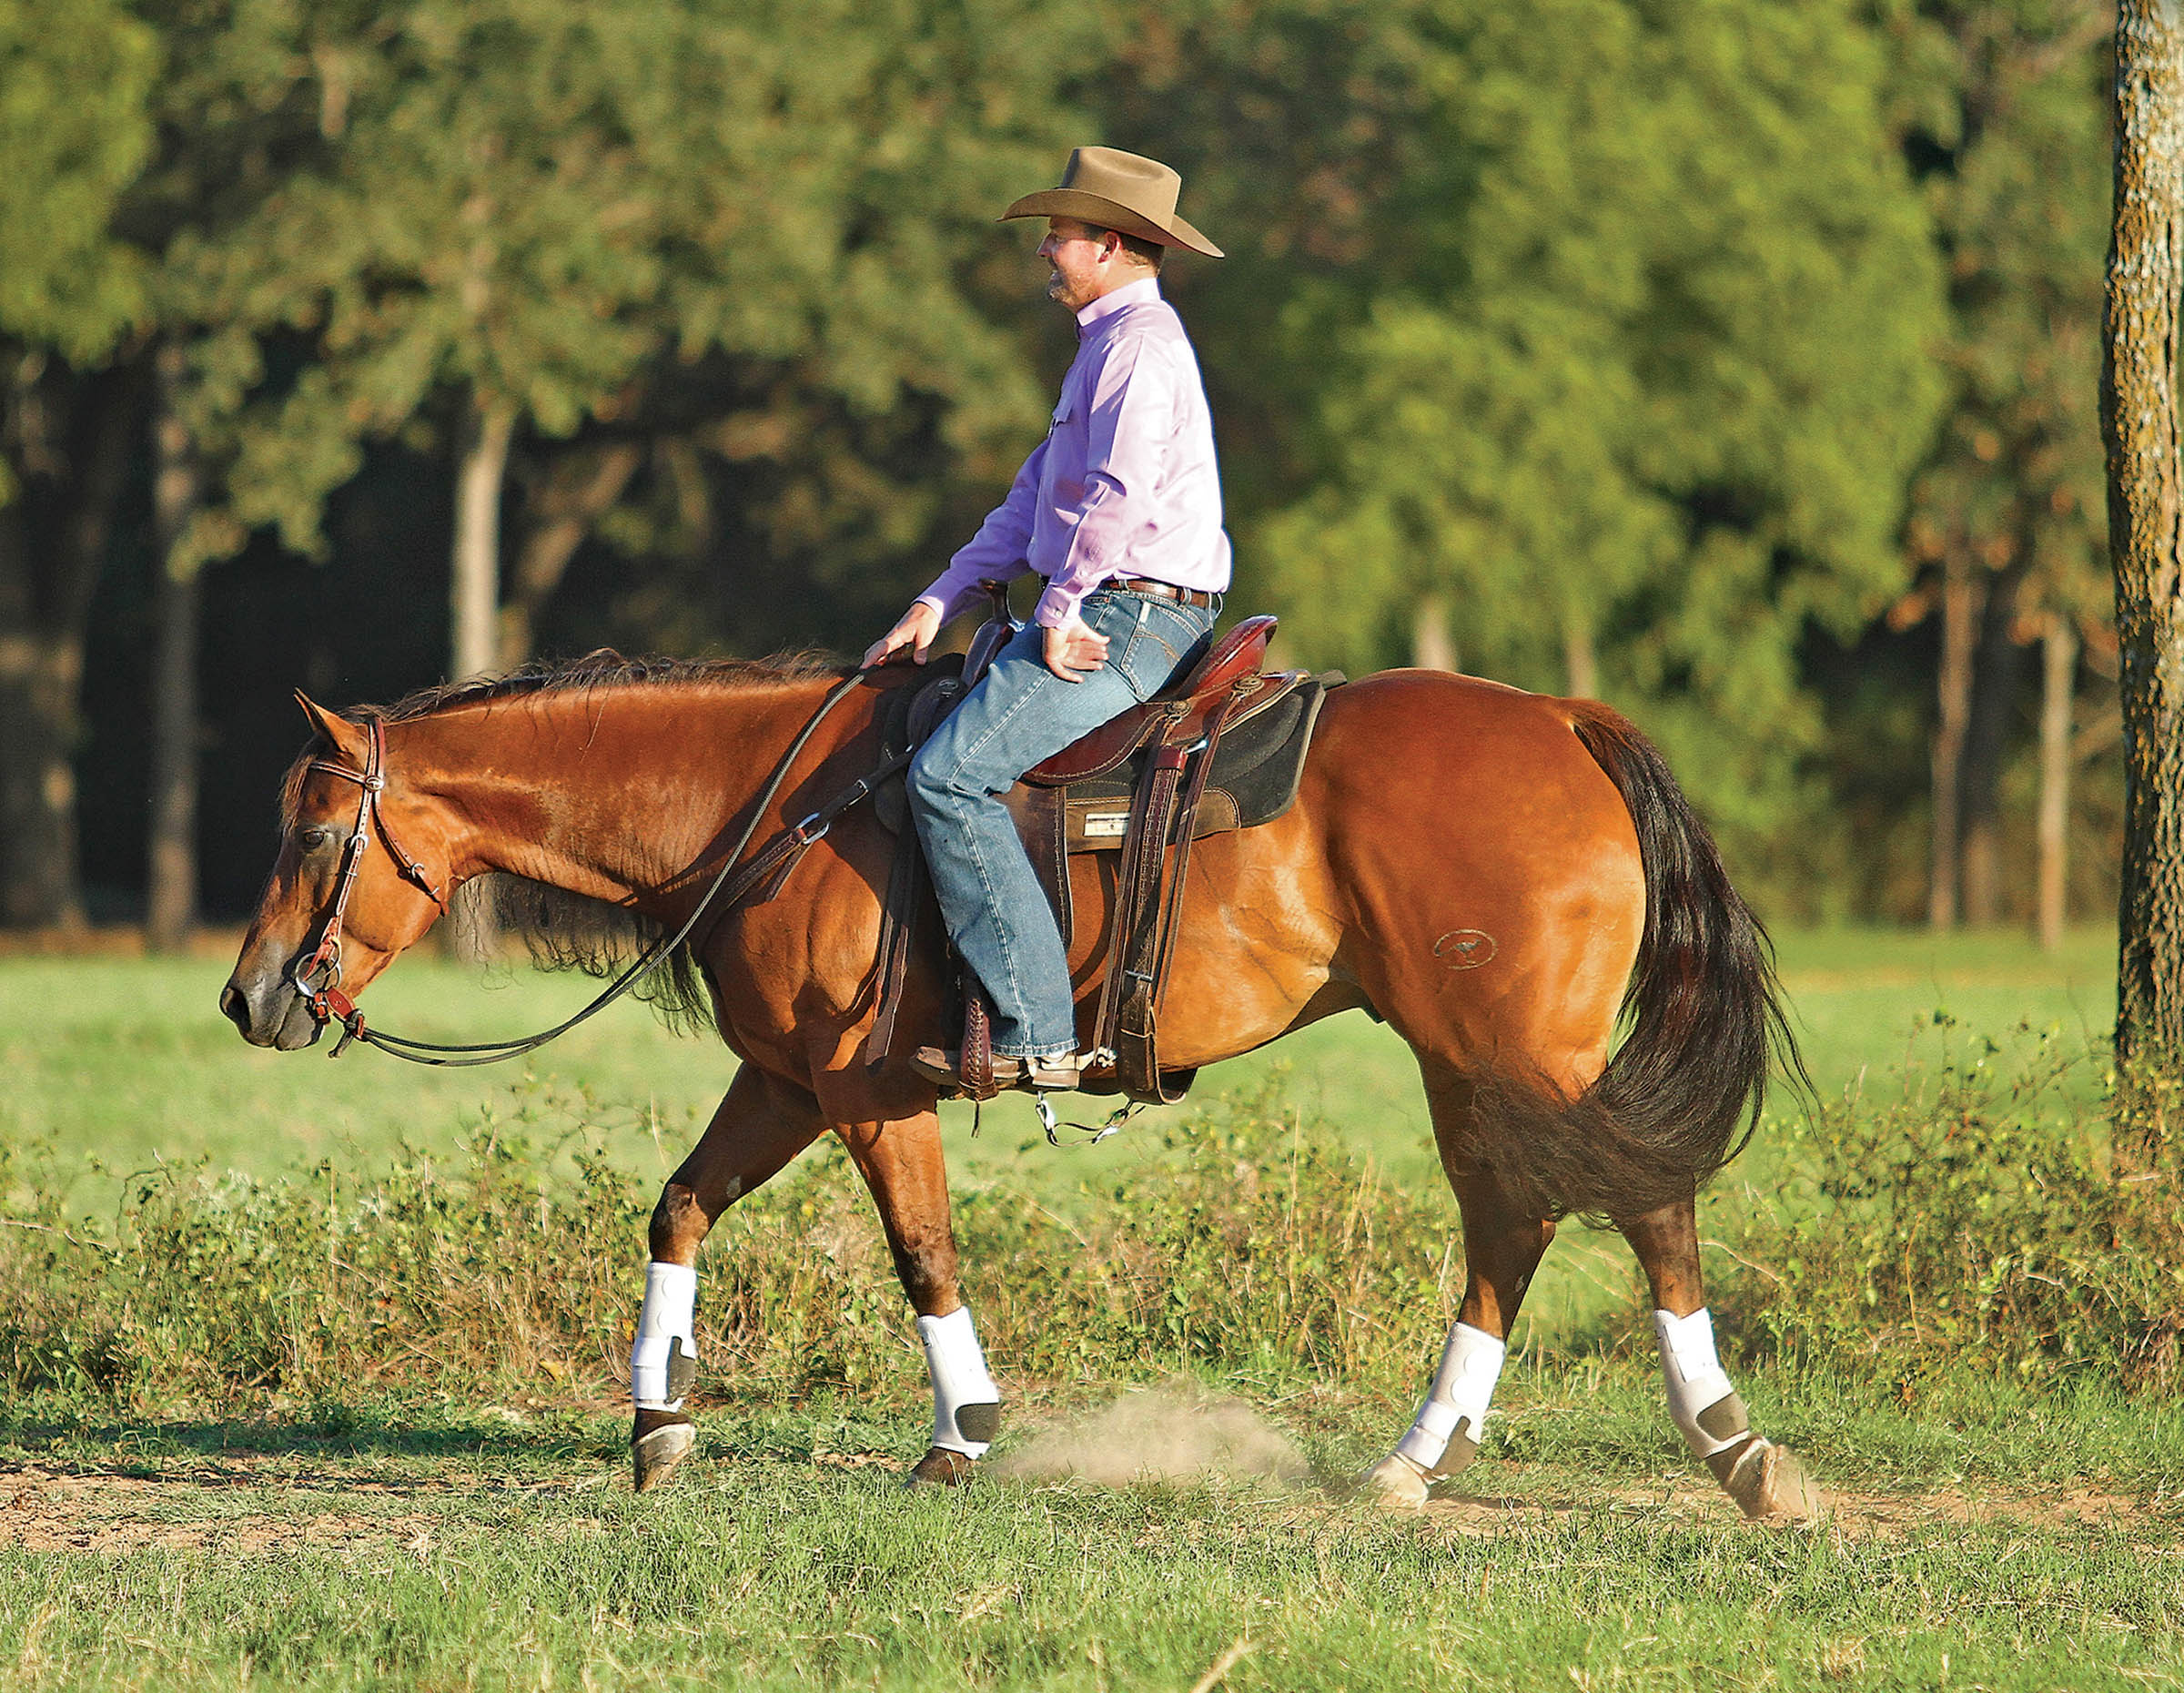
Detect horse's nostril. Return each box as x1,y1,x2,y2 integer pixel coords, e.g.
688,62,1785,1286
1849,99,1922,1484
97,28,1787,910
219,982,252,1033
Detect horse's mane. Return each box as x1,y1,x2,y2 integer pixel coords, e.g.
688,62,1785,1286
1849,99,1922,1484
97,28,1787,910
282,647,855,1037
362,647,852,725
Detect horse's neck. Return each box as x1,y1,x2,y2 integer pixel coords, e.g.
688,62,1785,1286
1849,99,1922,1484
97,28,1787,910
399,682,846,910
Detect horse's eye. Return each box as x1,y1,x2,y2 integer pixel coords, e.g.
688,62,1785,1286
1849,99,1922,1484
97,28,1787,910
298,826,331,852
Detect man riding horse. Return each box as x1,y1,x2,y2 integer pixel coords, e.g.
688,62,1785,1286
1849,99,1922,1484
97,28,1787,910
862,146,1228,1097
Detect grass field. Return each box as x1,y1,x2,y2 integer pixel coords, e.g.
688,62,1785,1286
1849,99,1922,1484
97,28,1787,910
3,926,2176,1691
0,921,2123,1196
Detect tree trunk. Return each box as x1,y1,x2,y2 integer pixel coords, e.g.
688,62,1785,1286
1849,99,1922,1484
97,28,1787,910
1959,562,2028,926
1928,560,1983,929
450,395,516,683
0,367,132,930
146,342,202,953
444,393,515,959
1410,593,1456,672
2037,615,2078,953
0,502,86,929
1561,616,1598,701
497,441,642,670
2105,0,2184,1163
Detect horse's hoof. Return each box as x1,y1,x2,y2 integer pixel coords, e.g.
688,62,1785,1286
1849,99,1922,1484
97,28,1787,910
1362,1453,1431,1507
632,1416,697,1494
1716,1438,1825,1524
905,1445,976,1488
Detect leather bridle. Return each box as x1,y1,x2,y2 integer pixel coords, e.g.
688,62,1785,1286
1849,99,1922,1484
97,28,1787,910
283,672,897,1064
288,715,448,1040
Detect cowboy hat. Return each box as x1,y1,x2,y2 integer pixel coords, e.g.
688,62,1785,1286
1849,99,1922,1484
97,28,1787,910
1001,147,1223,259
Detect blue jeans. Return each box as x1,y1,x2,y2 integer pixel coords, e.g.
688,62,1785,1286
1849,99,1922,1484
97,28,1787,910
909,587,1217,1057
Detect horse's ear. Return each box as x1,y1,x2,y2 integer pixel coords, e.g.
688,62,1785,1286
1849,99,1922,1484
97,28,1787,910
294,691,369,766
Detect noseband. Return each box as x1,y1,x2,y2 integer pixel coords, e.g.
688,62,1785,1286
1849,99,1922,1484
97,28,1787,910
288,716,449,1042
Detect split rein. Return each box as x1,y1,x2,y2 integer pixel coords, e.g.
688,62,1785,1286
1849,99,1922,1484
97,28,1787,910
290,669,898,1066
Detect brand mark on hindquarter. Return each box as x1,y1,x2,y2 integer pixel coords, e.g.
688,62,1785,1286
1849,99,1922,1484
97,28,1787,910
1433,929,1497,969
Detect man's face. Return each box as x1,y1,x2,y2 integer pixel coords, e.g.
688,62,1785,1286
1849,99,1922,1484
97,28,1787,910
1037,218,1117,311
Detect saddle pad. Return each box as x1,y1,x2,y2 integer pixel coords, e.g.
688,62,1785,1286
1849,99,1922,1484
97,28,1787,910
1062,674,1333,852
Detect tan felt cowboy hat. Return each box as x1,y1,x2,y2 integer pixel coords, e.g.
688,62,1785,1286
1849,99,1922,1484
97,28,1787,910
1002,147,1223,259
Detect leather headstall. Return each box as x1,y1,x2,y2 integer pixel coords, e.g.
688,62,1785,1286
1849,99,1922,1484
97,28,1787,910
289,716,448,1050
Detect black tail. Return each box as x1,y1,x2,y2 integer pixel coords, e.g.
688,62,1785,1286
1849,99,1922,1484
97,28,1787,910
1471,703,1805,1223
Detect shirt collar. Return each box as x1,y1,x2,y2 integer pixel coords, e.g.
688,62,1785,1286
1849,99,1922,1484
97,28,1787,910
1075,275,1162,338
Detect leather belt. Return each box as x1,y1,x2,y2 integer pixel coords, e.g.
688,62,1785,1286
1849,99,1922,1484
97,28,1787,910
1108,575,1218,609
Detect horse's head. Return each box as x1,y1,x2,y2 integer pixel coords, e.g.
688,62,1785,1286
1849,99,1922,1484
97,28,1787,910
220,694,455,1049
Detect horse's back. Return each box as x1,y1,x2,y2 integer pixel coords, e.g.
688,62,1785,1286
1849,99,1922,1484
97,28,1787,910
1304,668,1643,869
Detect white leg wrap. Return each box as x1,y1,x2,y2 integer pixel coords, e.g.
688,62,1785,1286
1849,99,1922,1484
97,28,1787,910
631,1261,698,1411
917,1305,1002,1458
1655,1306,1744,1458
1394,1322,1506,1474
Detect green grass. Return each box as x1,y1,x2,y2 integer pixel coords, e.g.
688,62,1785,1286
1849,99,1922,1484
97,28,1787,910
0,926,2125,1354
2,928,2179,1690
0,924,2123,1191
4,1387,2180,1693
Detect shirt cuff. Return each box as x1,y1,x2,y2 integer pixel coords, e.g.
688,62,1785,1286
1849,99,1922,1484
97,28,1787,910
1033,581,1087,630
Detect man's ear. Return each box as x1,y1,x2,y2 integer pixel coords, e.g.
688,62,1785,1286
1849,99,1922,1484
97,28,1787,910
294,691,369,768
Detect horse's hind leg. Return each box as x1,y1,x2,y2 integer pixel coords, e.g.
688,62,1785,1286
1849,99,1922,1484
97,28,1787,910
632,1065,828,1493
1619,1196,1825,1522
1365,1076,1555,1505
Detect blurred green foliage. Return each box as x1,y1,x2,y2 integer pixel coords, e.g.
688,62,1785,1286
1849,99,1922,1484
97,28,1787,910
0,0,2125,923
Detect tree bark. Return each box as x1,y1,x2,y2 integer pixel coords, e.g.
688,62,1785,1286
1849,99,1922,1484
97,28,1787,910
497,441,642,670
2037,614,2078,953
450,395,516,683
146,341,202,953
1928,560,1983,929
2105,0,2184,1162
1960,562,2028,926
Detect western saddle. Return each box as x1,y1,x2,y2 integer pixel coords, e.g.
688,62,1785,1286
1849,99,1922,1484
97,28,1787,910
869,584,1330,1112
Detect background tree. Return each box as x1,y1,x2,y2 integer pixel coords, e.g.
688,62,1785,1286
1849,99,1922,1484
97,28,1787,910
1875,0,2112,934
0,0,157,928
1107,0,1946,898
2104,0,2184,1161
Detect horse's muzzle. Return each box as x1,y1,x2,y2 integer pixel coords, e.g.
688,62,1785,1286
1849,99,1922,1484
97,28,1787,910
219,968,325,1050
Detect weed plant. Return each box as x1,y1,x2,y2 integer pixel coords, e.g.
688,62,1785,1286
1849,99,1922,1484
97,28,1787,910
0,1084,1467,1414
1714,1018,2184,1392
8,1039,2182,1419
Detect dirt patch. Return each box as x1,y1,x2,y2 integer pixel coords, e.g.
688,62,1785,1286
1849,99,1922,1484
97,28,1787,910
1414,1478,2178,1540
0,1458,602,1556
4,1471,436,1556
6,1450,2179,1553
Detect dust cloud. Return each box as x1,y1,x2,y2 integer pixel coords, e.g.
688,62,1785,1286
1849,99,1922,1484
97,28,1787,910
988,1379,1312,1488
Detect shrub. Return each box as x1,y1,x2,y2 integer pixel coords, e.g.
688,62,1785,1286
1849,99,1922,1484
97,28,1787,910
0,1080,1471,1414
1711,1021,2184,1393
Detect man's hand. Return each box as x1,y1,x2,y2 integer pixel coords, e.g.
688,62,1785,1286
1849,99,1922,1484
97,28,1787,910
862,601,942,669
1042,618,1109,682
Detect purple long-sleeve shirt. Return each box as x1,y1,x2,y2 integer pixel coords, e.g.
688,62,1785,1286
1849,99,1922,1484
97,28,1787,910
916,277,1232,632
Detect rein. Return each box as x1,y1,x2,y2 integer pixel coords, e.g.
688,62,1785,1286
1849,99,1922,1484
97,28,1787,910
292,669,898,1065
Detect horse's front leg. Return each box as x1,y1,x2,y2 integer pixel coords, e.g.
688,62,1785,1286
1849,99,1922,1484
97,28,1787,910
833,1106,1002,1486
631,1064,827,1493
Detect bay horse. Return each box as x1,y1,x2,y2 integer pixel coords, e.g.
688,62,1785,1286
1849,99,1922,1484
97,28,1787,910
219,650,1820,1520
